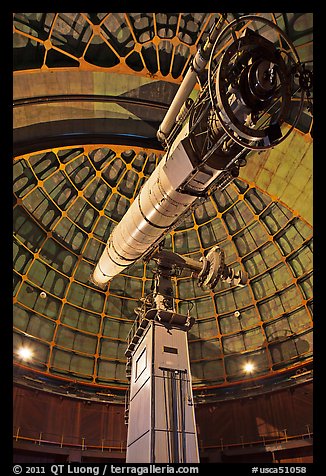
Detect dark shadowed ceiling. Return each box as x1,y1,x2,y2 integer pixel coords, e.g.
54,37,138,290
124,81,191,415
13,13,313,403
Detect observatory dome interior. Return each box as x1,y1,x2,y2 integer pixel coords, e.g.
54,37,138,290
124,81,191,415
13,13,313,464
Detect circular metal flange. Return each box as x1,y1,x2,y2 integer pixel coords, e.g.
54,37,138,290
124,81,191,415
208,15,304,150
216,35,290,144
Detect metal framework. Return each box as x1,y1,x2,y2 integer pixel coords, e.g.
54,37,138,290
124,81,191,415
13,13,313,135
13,13,313,402
13,143,313,393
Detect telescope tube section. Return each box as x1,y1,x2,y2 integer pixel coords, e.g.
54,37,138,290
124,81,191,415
157,15,226,144
91,125,223,287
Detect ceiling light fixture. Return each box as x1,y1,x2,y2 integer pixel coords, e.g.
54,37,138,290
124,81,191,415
244,362,255,374
17,346,33,361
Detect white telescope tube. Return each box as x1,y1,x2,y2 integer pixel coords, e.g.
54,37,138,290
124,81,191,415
92,135,198,286
91,121,224,287
157,15,225,143
92,16,228,287
156,67,199,143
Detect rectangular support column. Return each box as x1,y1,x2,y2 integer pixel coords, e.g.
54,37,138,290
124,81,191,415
126,320,199,463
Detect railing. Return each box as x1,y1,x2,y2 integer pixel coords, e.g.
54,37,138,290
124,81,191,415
13,427,126,453
199,425,313,452
13,425,312,454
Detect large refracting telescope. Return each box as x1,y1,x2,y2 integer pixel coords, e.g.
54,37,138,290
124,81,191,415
91,15,310,288
90,14,311,463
